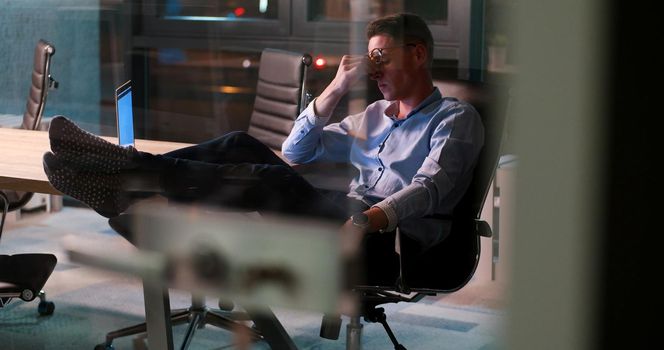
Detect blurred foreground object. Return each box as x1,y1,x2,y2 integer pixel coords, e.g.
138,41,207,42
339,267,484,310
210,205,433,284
66,202,340,313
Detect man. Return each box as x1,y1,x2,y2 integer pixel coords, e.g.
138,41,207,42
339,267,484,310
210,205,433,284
43,13,483,284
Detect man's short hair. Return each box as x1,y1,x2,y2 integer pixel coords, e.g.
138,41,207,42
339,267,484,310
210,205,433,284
366,13,434,66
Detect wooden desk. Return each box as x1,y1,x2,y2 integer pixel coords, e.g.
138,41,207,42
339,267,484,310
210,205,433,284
0,128,191,194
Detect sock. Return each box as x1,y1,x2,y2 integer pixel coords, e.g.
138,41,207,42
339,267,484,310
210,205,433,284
48,115,138,173
43,152,131,218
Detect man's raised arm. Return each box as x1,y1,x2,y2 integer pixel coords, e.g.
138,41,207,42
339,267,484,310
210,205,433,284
282,55,370,164
313,55,369,118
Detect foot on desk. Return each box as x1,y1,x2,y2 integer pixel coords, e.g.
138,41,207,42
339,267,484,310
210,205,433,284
48,115,138,173
43,152,130,218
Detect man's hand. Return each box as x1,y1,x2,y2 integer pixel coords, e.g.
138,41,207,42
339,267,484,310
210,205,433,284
338,206,388,256
314,55,372,118
332,55,370,93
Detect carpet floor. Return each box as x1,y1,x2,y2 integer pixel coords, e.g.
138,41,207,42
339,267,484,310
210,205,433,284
0,207,507,350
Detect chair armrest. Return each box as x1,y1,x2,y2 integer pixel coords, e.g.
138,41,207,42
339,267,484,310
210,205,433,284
37,116,54,131
475,220,493,237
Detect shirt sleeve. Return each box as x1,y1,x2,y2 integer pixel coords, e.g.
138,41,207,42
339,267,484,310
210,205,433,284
281,99,355,164
373,103,485,232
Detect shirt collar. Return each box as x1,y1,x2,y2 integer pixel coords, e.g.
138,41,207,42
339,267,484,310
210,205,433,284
384,87,442,120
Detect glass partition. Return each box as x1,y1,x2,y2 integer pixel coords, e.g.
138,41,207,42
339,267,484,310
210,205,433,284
142,0,291,38
143,48,261,143
306,0,448,24
159,0,279,20
1,0,494,141
1,1,514,348
293,0,459,46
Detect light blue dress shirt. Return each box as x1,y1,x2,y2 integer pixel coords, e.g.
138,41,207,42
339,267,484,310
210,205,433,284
282,88,484,248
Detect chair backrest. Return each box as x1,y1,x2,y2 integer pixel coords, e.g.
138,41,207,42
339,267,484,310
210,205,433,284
247,48,312,150
442,80,511,220
2,39,57,217
400,80,511,292
22,39,56,131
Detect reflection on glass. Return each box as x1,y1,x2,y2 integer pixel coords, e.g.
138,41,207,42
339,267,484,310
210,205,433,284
307,0,448,24
161,0,278,21
147,48,261,143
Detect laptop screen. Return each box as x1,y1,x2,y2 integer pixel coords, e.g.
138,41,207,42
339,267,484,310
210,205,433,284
115,80,135,147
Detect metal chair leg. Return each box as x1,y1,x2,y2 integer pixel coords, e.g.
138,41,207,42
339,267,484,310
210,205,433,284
179,312,203,350
346,316,363,350
1,191,9,239
96,294,269,350
365,307,406,350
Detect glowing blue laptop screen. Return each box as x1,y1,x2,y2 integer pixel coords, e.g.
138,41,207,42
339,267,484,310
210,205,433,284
116,83,134,147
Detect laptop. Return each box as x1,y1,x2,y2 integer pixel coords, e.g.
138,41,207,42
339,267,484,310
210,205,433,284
115,80,135,148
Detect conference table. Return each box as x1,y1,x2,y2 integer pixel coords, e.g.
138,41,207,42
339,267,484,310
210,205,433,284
0,127,304,349
0,128,311,193
0,128,191,194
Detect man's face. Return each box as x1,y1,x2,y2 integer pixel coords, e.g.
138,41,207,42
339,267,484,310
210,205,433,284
367,34,419,102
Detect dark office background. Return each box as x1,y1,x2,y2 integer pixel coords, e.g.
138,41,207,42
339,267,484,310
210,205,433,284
599,0,659,348
0,1,101,132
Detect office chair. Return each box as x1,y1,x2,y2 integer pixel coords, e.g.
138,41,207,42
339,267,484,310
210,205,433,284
97,48,313,350
318,80,511,350
247,48,313,150
0,39,59,315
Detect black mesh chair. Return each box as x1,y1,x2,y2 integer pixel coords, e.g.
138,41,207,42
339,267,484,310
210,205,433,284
319,80,512,350
0,39,59,315
97,48,312,350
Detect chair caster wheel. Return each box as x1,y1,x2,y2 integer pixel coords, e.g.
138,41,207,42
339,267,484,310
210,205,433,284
20,289,36,302
38,300,55,315
395,345,407,350
94,343,114,350
320,314,342,340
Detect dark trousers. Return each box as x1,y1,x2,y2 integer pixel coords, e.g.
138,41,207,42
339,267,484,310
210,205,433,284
137,131,410,287
137,131,359,224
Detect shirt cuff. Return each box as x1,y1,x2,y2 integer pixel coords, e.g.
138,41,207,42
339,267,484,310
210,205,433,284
304,98,330,127
372,200,398,233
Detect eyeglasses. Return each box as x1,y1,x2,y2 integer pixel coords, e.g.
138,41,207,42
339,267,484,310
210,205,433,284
367,43,417,65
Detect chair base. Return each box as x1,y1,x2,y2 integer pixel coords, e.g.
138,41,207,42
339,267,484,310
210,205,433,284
342,309,407,350
95,296,262,350
321,289,425,350
361,308,407,350
0,253,57,316
0,289,55,316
